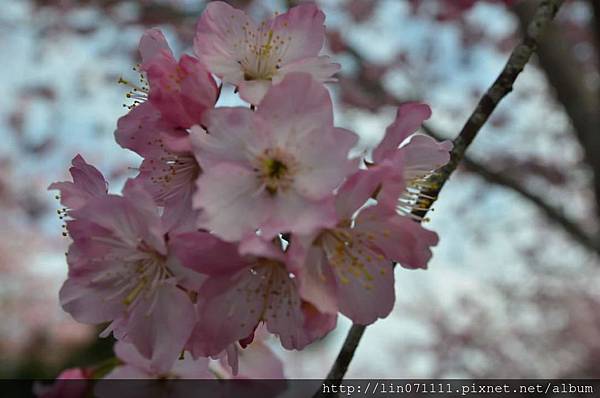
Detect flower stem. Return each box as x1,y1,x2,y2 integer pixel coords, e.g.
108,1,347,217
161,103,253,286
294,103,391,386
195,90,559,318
312,324,366,397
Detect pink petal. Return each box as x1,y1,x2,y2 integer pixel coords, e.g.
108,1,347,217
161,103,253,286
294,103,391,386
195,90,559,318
257,73,334,142
400,134,452,180
260,190,338,239
237,80,272,105
269,3,326,63
321,229,396,324
289,241,339,315
334,167,388,219
139,28,173,65
356,206,439,269
113,341,152,372
145,54,217,128
169,230,247,276
48,155,108,211
292,126,358,200
300,301,337,343
372,102,432,163
70,184,165,256
193,162,268,242
59,278,125,324
236,341,285,379
192,108,259,169
124,284,196,375
115,102,173,158
194,1,252,83
276,55,340,83
196,268,264,355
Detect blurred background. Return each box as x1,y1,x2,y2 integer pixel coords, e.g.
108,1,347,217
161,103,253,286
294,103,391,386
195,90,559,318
2,0,600,379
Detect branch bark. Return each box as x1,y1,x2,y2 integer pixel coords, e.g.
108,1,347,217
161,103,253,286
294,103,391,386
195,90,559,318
313,324,366,397
422,126,600,255
318,0,565,389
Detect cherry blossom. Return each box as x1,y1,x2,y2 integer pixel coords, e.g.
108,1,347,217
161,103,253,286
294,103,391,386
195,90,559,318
48,154,108,212
370,103,453,217
50,1,450,382
177,232,336,356
116,28,218,229
194,1,339,104
290,170,440,325
192,73,358,242
56,180,201,374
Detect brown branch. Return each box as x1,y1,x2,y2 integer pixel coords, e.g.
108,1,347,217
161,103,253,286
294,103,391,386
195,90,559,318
422,126,600,255
312,324,366,397
462,156,599,251
413,0,565,219
317,0,565,389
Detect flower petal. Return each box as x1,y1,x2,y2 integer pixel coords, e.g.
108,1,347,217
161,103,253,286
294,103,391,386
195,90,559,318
194,1,253,83
275,55,340,83
48,155,108,211
124,284,196,375
372,102,432,163
139,28,173,65
193,162,268,242
269,3,326,63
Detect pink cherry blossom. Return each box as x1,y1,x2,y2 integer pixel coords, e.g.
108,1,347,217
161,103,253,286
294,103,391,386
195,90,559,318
192,73,358,242
290,169,440,325
135,28,218,129
49,1,454,376
48,154,108,212
176,231,336,357
371,102,453,216
58,180,201,374
116,28,218,228
194,1,340,104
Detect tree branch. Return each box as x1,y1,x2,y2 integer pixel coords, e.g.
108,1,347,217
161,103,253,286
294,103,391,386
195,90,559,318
317,0,565,390
422,126,600,255
413,0,564,219
314,324,366,397
511,1,600,224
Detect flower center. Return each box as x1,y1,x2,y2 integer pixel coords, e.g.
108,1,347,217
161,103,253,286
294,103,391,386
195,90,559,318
254,147,297,194
93,239,171,314
145,149,200,203
319,227,386,290
238,24,292,81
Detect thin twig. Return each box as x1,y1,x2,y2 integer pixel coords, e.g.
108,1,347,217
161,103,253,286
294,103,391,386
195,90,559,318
423,126,600,255
312,324,366,397
413,0,565,219
316,0,565,390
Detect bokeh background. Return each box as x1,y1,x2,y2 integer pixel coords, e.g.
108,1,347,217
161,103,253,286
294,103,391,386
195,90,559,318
2,0,600,379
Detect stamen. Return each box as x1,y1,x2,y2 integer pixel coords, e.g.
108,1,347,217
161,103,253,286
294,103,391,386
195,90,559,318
118,65,149,109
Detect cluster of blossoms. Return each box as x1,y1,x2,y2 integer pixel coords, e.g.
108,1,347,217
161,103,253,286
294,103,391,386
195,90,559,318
50,1,451,378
